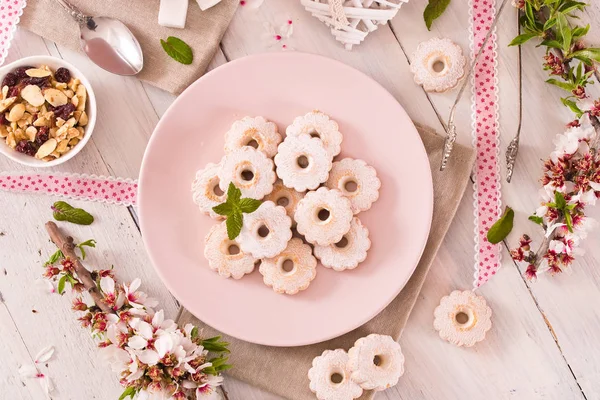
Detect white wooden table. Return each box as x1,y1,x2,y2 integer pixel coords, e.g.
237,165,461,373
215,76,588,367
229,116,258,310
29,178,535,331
1,1,600,399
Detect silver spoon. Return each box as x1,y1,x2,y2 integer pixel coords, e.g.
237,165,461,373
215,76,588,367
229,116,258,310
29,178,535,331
55,0,143,76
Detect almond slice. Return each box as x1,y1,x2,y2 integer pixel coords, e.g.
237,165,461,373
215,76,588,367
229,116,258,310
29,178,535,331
7,103,25,122
78,111,88,126
35,138,57,159
1,85,8,100
0,97,16,113
25,126,37,141
56,139,69,154
26,68,52,78
75,84,86,111
67,127,80,139
33,117,49,127
21,85,46,107
43,88,68,107
0,125,8,138
6,132,16,148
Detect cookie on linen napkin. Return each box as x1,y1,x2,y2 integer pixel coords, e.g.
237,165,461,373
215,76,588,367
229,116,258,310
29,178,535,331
19,0,238,94
178,123,476,400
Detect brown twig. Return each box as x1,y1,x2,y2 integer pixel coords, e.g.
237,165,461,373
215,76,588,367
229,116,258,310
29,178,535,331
45,221,113,314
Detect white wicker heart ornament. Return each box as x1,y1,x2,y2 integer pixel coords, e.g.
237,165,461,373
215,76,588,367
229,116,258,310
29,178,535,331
301,0,409,50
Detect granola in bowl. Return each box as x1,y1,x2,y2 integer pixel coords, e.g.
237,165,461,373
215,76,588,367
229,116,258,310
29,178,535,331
0,64,90,163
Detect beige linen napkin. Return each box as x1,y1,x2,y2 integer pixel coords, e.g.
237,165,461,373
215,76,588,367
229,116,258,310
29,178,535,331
19,0,238,94
178,124,475,400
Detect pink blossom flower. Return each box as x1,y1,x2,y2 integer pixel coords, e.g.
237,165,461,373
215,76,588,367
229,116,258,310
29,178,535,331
124,278,157,309
524,264,537,281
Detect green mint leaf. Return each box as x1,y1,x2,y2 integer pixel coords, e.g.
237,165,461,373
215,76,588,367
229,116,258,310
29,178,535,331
486,206,515,244
227,182,242,203
191,326,199,339
239,198,262,214
57,275,67,295
118,387,137,400
528,215,544,225
555,191,567,210
571,48,600,63
160,36,193,65
45,249,64,265
546,78,577,92
509,32,540,46
423,0,451,30
52,201,94,225
77,239,96,260
226,211,243,240
212,202,233,216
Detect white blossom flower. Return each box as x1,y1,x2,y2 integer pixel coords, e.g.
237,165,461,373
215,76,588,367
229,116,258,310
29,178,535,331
549,240,566,254
589,181,600,192
196,374,224,398
124,278,158,309
128,318,154,350
573,216,598,240
545,222,566,237
100,344,130,372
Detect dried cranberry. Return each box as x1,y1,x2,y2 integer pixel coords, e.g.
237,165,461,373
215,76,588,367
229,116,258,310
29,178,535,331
22,76,49,88
13,66,34,80
54,103,76,120
8,84,21,98
35,126,49,146
54,67,71,83
2,72,18,88
15,140,37,156
0,113,8,126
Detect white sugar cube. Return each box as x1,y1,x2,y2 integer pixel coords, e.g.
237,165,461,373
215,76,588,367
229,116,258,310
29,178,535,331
158,0,189,29
196,0,221,11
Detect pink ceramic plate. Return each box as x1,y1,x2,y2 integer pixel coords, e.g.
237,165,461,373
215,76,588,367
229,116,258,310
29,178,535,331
139,52,433,347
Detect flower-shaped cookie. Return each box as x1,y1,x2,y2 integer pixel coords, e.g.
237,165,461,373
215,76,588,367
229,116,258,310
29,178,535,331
259,238,317,295
192,162,227,219
224,116,282,158
274,134,332,192
348,334,405,392
433,290,492,347
237,201,292,259
308,349,363,400
326,158,381,214
286,110,342,158
218,147,276,199
264,179,305,225
313,217,370,271
410,37,466,93
203,222,256,279
295,187,353,246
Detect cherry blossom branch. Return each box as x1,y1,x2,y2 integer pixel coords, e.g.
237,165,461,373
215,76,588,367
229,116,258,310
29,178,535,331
45,221,113,313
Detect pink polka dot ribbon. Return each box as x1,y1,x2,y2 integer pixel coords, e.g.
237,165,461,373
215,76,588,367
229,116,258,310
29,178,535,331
0,0,27,66
470,0,502,287
0,173,138,206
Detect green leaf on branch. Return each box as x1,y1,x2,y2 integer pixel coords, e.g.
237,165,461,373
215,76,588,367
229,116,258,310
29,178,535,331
556,14,572,52
52,201,94,225
191,326,199,339
559,1,587,14
525,2,536,28
561,97,584,117
45,249,64,265
77,239,96,260
509,32,540,46
543,18,557,31
201,336,230,353
571,48,600,63
423,0,451,31
57,275,67,295
555,191,567,210
546,78,577,91
540,39,563,49
571,24,590,40
65,274,78,288
118,387,137,400
528,215,544,225
565,212,574,232
486,206,514,245
160,36,193,65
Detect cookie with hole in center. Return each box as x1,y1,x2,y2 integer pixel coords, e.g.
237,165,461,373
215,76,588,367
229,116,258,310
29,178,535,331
192,162,226,219
410,37,466,93
218,147,276,200
294,187,353,246
224,116,282,158
313,217,370,271
259,238,317,295
308,349,363,400
237,201,292,259
204,222,256,279
348,334,405,392
326,158,381,214
264,179,305,225
274,134,332,192
286,110,342,158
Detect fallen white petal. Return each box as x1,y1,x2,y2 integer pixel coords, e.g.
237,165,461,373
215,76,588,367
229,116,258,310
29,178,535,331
40,375,55,395
18,364,39,378
35,346,55,364
34,279,55,294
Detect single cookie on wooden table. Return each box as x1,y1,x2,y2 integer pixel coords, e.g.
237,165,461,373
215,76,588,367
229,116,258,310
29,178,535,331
203,222,256,279
348,334,405,391
259,238,317,295
237,201,292,259
410,37,466,93
326,158,381,214
218,147,276,200
191,162,226,219
286,110,342,158
308,349,363,400
224,116,282,158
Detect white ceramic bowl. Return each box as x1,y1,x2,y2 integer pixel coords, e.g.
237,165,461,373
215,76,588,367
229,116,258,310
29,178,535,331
0,55,97,167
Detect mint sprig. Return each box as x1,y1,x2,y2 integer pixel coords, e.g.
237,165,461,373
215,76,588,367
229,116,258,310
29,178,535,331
423,0,451,31
213,183,262,240
160,36,193,65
